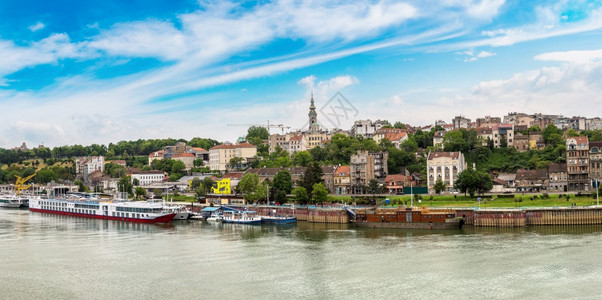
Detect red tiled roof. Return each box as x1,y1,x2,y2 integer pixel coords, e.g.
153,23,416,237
572,136,589,144
335,165,350,176
223,172,244,180
210,143,257,150
148,150,164,157
192,147,207,152
384,132,407,142
434,131,445,138
474,127,493,134
516,169,548,180
174,153,195,158
385,174,407,182
290,135,303,141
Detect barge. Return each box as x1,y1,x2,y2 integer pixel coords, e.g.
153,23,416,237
352,207,464,229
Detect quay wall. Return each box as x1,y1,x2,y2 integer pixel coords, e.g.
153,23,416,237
473,210,527,227
526,208,602,226
469,207,602,227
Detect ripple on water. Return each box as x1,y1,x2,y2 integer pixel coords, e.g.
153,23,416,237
3,209,602,299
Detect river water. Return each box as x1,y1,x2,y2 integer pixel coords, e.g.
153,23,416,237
1,209,602,299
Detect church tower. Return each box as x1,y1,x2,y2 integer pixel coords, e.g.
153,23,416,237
309,92,317,125
308,92,318,132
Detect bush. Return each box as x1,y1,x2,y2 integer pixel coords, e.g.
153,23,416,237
542,193,549,199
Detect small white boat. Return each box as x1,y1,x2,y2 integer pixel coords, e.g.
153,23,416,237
206,214,223,222
172,207,192,220
189,213,206,220
221,211,262,225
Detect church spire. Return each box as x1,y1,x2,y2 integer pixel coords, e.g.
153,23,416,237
308,91,318,131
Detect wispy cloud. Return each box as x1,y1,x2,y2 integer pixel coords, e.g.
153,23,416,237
535,49,602,64
28,21,45,32
2,0,602,147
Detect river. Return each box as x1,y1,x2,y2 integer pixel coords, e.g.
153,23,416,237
1,209,601,299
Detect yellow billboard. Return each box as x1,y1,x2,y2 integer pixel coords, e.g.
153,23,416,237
211,178,231,194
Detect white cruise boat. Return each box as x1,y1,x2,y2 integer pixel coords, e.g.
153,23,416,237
0,194,28,208
29,195,177,223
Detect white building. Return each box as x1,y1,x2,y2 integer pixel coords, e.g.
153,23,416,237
75,156,105,182
209,143,258,172
130,171,165,186
350,119,388,138
427,151,465,193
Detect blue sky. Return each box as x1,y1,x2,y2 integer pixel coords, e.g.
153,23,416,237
1,0,602,148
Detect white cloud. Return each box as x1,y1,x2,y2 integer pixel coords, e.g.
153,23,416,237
441,0,506,20
460,49,496,62
464,6,602,48
28,21,45,32
0,34,88,78
535,49,602,64
88,21,187,61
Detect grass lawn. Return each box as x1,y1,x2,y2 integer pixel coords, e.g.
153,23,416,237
329,193,601,208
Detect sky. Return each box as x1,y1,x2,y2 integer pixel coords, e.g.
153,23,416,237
1,0,602,148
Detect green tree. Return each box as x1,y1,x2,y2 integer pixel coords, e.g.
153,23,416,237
273,170,293,194
190,178,201,191
293,186,309,205
366,179,383,194
152,188,163,199
393,121,406,129
433,178,446,194
238,173,267,203
118,176,133,196
193,159,204,167
299,162,323,195
292,151,312,167
312,183,329,204
454,168,492,197
36,168,57,184
246,126,269,140
134,187,147,200
566,129,579,137
74,180,88,193
171,160,186,174
229,157,244,170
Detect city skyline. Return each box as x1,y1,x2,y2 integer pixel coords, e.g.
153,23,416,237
1,0,602,148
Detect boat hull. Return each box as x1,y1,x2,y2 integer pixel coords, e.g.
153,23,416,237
0,203,23,208
261,217,297,224
352,219,464,229
29,208,176,223
172,212,190,220
222,219,262,225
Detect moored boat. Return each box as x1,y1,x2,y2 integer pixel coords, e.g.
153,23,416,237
261,215,297,224
0,194,28,208
221,210,262,225
352,207,464,229
29,195,176,223
169,206,192,220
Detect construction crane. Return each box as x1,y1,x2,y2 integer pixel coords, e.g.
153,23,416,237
226,120,291,134
14,174,36,196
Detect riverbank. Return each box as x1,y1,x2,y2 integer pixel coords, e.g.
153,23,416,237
331,193,601,208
